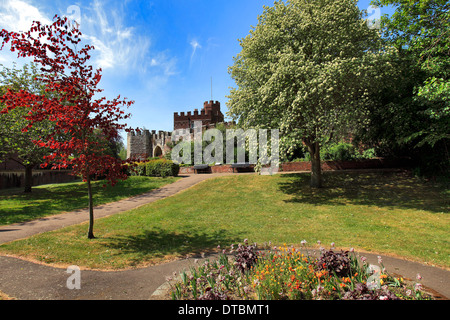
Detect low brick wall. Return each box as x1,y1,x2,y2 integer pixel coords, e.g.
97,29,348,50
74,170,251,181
0,170,79,190
281,158,411,172
179,164,255,174
179,158,411,175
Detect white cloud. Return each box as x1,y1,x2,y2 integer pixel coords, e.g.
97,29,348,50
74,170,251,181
0,0,178,81
0,0,51,66
79,0,156,74
0,0,51,32
149,52,177,76
190,38,202,65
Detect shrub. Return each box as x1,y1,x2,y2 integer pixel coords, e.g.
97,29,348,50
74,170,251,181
130,162,146,176
360,148,376,159
321,142,357,161
316,249,351,277
145,159,179,177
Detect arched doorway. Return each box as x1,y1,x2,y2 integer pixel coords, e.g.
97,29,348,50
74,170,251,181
153,145,163,158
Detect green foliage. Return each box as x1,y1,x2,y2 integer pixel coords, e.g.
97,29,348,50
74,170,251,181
368,0,449,169
130,162,147,176
0,63,53,167
321,142,357,161
300,142,376,162
128,159,179,178
146,159,179,178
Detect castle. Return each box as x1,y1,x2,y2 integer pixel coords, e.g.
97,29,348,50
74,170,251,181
174,100,224,130
127,100,225,161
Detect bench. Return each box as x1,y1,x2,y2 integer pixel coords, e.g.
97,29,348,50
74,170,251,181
193,164,210,174
231,163,253,173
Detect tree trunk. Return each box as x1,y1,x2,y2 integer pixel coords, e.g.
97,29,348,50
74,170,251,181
87,175,95,239
24,165,33,193
308,142,323,188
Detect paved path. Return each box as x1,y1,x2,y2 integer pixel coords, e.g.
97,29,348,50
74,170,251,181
0,172,449,300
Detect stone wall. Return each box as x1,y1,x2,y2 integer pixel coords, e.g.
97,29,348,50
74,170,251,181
127,130,172,161
127,130,151,161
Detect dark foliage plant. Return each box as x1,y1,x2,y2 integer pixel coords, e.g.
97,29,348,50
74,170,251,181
234,240,258,273
316,249,352,277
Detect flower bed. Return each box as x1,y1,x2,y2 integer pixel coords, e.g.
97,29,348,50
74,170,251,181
168,240,433,300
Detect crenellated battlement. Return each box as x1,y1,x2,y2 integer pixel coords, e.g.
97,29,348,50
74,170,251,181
127,129,172,161
128,99,225,161
174,100,224,130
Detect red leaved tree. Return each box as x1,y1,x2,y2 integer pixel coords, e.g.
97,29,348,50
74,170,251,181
0,15,134,239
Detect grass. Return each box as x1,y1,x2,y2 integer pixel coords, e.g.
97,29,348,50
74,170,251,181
0,171,448,270
0,176,179,225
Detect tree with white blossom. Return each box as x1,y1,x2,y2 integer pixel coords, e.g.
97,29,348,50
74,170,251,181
227,0,391,187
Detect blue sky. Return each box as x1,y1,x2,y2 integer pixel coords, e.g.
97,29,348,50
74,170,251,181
0,0,395,143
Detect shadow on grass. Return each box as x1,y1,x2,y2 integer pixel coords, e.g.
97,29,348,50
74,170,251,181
278,170,449,214
105,227,241,266
0,177,178,225
0,183,89,225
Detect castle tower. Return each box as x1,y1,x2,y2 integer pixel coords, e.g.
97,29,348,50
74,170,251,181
174,100,224,130
127,129,172,161
127,130,152,161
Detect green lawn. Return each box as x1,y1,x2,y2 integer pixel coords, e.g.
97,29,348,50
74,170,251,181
0,171,448,270
0,176,179,225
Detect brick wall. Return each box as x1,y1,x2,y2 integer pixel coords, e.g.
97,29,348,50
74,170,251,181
178,158,411,175
174,100,224,130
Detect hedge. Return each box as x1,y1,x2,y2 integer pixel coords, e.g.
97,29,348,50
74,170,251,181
146,159,179,177
129,159,179,178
